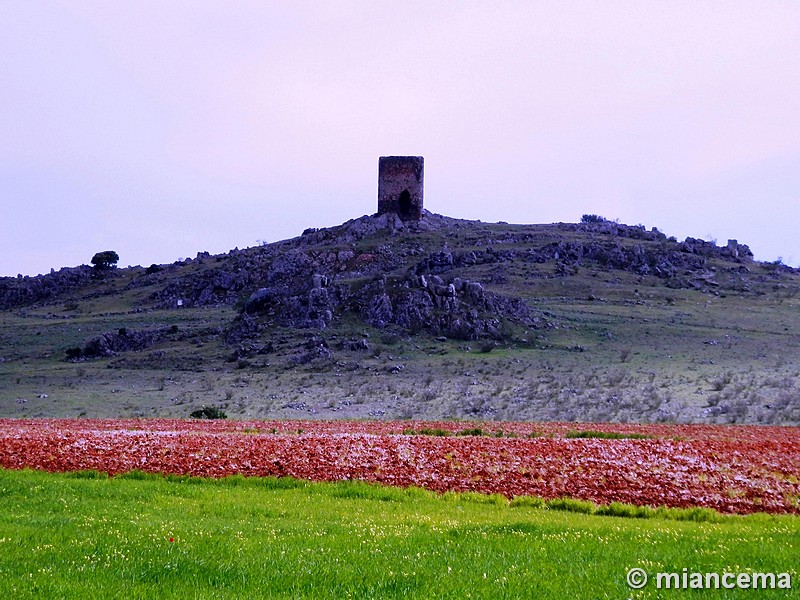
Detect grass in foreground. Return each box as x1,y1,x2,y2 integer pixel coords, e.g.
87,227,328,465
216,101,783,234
0,469,798,598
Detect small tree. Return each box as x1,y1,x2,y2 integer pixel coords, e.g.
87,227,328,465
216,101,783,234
91,250,119,270
190,406,228,419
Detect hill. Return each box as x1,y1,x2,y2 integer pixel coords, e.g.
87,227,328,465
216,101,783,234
1,212,799,424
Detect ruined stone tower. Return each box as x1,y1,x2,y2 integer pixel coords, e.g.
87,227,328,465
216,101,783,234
377,156,423,220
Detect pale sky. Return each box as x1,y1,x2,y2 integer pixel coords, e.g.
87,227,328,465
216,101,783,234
2,1,799,276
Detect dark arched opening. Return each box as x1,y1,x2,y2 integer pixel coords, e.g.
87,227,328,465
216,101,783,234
398,189,412,217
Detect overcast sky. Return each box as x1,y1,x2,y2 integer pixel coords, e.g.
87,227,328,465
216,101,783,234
2,1,799,276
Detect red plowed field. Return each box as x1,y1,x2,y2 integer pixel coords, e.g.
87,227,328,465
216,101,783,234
1,419,798,514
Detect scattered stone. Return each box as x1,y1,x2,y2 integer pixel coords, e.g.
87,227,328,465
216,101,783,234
291,337,333,364
340,339,370,351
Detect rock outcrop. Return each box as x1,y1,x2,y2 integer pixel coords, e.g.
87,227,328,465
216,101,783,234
0,266,96,310
67,326,176,360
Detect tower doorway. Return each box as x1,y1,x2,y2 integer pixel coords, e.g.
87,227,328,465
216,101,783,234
398,189,412,218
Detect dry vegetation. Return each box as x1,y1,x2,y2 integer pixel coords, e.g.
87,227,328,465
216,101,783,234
2,217,799,424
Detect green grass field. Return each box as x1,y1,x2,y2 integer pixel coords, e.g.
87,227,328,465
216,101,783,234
1,469,797,598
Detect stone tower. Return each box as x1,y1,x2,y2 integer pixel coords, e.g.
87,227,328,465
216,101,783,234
377,156,423,220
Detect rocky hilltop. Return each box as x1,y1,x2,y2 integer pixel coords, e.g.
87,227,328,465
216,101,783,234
1,212,798,424
0,212,773,330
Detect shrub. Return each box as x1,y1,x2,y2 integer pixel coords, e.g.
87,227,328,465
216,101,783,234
710,371,733,392
424,428,450,436
65,347,83,360
478,341,496,353
456,428,486,436
189,406,228,419
380,333,400,346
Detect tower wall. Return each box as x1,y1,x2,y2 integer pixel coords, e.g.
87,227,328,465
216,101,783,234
377,156,424,220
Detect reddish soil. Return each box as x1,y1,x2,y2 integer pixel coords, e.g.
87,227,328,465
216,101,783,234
1,419,798,514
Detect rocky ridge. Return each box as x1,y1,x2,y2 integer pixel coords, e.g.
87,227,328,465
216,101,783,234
1,212,792,349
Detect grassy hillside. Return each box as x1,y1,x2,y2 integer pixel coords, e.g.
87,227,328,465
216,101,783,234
1,214,799,423
1,469,797,598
